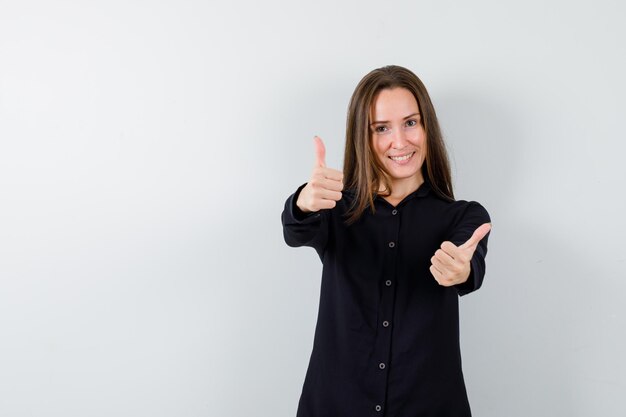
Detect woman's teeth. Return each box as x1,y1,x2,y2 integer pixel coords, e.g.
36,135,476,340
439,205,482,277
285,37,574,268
389,152,414,162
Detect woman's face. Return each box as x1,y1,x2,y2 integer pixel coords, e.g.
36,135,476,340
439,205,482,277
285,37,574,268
369,87,426,191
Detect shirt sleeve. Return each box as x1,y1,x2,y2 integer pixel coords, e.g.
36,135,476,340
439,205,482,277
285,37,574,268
447,201,491,297
281,183,330,258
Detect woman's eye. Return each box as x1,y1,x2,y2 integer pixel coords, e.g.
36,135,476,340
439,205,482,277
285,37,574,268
406,119,417,127
374,126,388,133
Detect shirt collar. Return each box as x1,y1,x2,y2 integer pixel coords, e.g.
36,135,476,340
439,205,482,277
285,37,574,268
343,180,432,207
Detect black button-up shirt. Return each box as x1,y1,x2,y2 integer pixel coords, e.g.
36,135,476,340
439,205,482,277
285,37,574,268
281,181,491,417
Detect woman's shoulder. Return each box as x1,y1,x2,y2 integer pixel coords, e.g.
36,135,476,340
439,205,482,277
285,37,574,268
438,197,491,224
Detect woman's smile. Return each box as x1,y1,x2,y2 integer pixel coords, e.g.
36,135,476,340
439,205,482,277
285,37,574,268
388,151,416,164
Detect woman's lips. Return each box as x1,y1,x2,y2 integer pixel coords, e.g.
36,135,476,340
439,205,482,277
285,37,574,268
389,152,415,163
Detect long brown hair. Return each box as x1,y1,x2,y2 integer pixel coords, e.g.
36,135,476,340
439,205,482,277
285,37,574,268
343,65,454,223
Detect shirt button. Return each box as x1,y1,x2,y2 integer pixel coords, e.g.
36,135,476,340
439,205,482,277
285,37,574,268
388,241,395,248
379,362,386,369
375,405,382,412
382,320,389,327
385,280,392,286
392,209,398,215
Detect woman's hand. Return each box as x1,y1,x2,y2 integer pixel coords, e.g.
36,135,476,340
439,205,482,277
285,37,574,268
296,136,344,213
430,223,492,286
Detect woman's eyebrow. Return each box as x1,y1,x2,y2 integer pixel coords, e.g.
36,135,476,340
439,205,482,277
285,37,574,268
369,112,421,125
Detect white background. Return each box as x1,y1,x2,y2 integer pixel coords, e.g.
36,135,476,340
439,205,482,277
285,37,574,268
1,0,624,416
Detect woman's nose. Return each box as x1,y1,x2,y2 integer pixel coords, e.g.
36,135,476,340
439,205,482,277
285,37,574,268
391,128,409,148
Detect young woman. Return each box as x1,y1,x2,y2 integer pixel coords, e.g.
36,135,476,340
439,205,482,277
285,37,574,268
281,65,491,417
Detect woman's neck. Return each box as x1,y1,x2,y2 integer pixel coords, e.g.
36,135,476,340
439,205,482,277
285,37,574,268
380,174,425,206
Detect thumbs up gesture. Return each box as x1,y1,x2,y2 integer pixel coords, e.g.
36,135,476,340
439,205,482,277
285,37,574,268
296,136,344,213
430,223,492,286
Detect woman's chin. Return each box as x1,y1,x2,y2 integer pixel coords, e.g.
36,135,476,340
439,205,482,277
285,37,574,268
385,162,423,180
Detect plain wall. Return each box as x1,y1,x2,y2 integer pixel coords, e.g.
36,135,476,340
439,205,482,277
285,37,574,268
1,0,624,416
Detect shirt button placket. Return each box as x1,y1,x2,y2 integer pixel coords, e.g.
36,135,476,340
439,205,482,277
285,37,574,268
375,207,399,414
